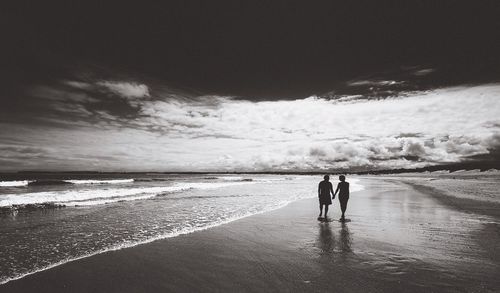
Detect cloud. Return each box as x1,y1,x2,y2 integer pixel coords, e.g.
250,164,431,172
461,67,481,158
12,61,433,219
396,132,423,138
63,80,93,90
63,79,150,100
413,68,435,76
1,83,499,171
6,80,158,128
96,81,150,99
347,80,405,87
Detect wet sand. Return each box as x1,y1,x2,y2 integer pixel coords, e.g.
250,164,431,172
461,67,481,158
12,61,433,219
378,171,500,219
2,178,499,292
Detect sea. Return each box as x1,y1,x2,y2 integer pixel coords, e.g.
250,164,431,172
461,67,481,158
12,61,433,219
0,172,363,285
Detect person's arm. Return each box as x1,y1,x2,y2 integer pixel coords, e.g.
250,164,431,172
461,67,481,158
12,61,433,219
330,182,335,198
334,183,340,197
318,183,321,198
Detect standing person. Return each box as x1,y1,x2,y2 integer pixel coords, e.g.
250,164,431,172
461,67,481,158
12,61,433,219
318,175,334,220
334,175,350,221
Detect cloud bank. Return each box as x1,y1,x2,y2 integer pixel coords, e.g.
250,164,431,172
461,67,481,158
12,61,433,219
1,81,499,172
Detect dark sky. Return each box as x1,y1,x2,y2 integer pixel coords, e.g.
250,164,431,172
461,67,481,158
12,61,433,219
2,1,500,98
1,1,500,172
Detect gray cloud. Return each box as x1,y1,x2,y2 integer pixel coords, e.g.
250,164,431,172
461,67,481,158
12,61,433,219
96,81,150,99
412,68,436,76
0,83,499,171
396,132,423,138
347,80,405,87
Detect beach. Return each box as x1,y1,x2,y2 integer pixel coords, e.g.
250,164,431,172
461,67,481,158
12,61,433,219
1,176,499,293
2,2,500,292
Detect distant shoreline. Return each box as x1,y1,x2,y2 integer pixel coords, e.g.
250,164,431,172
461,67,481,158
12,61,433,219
400,180,500,219
1,164,499,176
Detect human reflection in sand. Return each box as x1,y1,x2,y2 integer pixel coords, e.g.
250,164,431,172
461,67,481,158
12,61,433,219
317,222,335,254
316,222,352,256
338,222,352,253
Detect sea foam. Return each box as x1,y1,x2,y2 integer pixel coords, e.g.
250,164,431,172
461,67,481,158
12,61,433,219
0,176,365,285
0,179,135,188
0,194,304,285
65,179,135,184
0,180,30,187
0,181,255,208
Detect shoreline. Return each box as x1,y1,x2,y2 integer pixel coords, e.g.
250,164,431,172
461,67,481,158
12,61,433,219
0,194,317,287
0,197,327,292
2,178,499,292
391,178,500,219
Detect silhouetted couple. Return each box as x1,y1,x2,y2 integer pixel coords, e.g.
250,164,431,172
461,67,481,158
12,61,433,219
318,175,350,221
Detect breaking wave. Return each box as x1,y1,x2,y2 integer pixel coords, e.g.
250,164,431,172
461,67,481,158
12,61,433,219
66,179,135,184
0,181,255,209
0,196,308,286
0,179,135,187
0,176,365,286
0,180,30,187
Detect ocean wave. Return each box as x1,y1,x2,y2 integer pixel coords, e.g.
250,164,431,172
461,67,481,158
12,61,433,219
202,176,255,182
349,178,364,193
0,177,366,285
0,179,135,188
0,181,255,208
27,180,74,186
0,193,306,286
218,176,285,182
218,176,245,181
0,180,30,187
0,202,65,213
133,178,171,182
66,179,135,184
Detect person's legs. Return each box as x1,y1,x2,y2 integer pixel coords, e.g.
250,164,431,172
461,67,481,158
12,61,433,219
324,204,329,218
340,197,348,219
319,203,324,217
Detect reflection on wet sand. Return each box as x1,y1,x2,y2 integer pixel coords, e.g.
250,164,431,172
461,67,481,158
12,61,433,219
316,222,352,256
312,178,500,292
317,222,334,254
339,222,352,253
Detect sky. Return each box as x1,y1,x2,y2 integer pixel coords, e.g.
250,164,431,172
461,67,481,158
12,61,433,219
1,1,500,172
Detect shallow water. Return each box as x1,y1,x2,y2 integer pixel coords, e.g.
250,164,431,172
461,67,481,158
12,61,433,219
3,174,497,291
312,178,500,291
0,174,363,285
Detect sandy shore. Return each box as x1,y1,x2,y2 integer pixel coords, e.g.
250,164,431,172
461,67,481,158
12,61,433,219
2,178,499,292
375,171,500,219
